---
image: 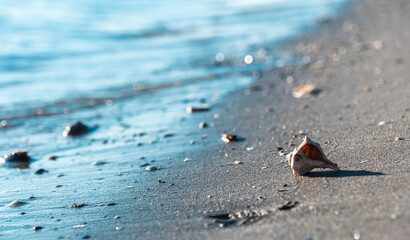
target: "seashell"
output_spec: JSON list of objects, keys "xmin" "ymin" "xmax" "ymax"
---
[
  {"xmin": 292, "ymin": 84, "xmax": 321, "ymax": 98},
  {"xmin": 286, "ymin": 136, "xmax": 339, "ymax": 175}
]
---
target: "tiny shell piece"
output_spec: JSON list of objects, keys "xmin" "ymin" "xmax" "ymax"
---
[
  {"xmin": 292, "ymin": 84, "xmax": 318, "ymax": 98},
  {"xmin": 286, "ymin": 136, "xmax": 340, "ymax": 175},
  {"xmin": 221, "ymin": 134, "xmax": 238, "ymax": 143}
]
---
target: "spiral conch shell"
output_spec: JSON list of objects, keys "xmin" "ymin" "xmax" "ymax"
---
[{"xmin": 286, "ymin": 136, "xmax": 340, "ymax": 175}]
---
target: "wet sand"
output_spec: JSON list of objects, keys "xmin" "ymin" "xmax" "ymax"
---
[
  {"xmin": 2, "ymin": 0, "xmax": 409, "ymax": 239},
  {"xmin": 98, "ymin": 0, "xmax": 409, "ymax": 239}
]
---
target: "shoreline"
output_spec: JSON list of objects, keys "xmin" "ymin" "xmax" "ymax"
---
[{"xmin": 2, "ymin": 0, "xmax": 409, "ymax": 239}]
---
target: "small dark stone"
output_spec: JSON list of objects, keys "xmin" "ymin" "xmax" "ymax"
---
[
  {"xmin": 63, "ymin": 121, "xmax": 91, "ymax": 137},
  {"xmin": 276, "ymin": 147, "xmax": 283, "ymax": 151},
  {"xmin": 83, "ymin": 236, "xmax": 91, "ymax": 239},
  {"xmin": 278, "ymin": 201, "xmax": 298, "ymax": 210},
  {"xmin": 199, "ymin": 121, "xmax": 208, "ymax": 128},
  {"xmin": 163, "ymin": 133, "xmax": 174, "ymax": 138},
  {"xmin": 0, "ymin": 150, "xmax": 31, "ymax": 168},
  {"xmin": 49, "ymin": 155, "xmax": 57, "ymax": 160},
  {"xmin": 107, "ymin": 203, "xmax": 117, "ymax": 206},
  {"xmin": 146, "ymin": 166, "xmax": 159, "ymax": 172},
  {"xmin": 35, "ymin": 169, "xmax": 47, "ymax": 175},
  {"xmin": 33, "ymin": 226, "xmax": 43, "ymax": 231}
]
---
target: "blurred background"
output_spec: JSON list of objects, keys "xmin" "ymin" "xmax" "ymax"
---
[{"xmin": 0, "ymin": 0, "xmax": 350, "ymax": 120}]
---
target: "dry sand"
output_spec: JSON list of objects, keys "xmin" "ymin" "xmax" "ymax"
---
[{"xmin": 102, "ymin": 0, "xmax": 410, "ymax": 239}]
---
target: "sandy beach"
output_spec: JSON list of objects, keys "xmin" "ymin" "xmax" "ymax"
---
[
  {"xmin": 99, "ymin": 0, "xmax": 410, "ymax": 239},
  {"xmin": 1, "ymin": 0, "xmax": 409, "ymax": 239}
]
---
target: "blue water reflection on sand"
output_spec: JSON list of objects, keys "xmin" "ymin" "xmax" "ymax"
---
[{"xmin": 0, "ymin": 0, "xmax": 352, "ymax": 237}]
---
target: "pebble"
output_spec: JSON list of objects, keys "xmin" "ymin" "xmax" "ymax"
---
[
  {"xmin": 146, "ymin": 166, "xmax": 159, "ymax": 172},
  {"xmin": 72, "ymin": 225, "xmax": 87, "ymax": 228},
  {"xmin": 277, "ymin": 201, "xmax": 298, "ymax": 210},
  {"xmin": 63, "ymin": 121, "xmax": 91, "ymax": 137},
  {"xmin": 186, "ymin": 106, "xmax": 210, "ymax": 113},
  {"xmin": 184, "ymin": 158, "xmax": 190, "ymax": 162},
  {"xmin": 70, "ymin": 203, "xmax": 86, "ymax": 208},
  {"xmin": 107, "ymin": 203, "xmax": 117, "ymax": 206},
  {"xmin": 190, "ymin": 140, "xmax": 195, "ymax": 144},
  {"xmin": 246, "ymin": 147, "xmax": 254, "ymax": 151},
  {"xmin": 395, "ymin": 137, "xmax": 404, "ymax": 141},
  {"xmin": 279, "ymin": 151, "xmax": 289, "ymax": 156},
  {"xmin": 7, "ymin": 200, "xmax": 26, "ymax": 207},
  {"xmin": 55, "ymin": 185, "xmax": 62, "ymax": 188},
  {"xmin": 200, "ymin": 134, "xmax": 208, "ymax": 139},
  {"xmin": 378, "ymin": 121, "xmax": 386, "ymax": 126},
  {"xmin": 353, "ymin": 230, "xmax": 361, "ymax": 240},
  {"xmin": 115, "ymin": 226, "xmax": 123, "ymax": 231},
  {"xmin": 114, "ymin": 216, "xmax": 120, "ymax": 219},
  {"xmin": 33, "ymin": 226, "xmax": 43, "ymax": 231},
  {"xmin": 93, "ymin": 161, "xmax": 106, "ymax": 165},
  {"xmin": 139, "ymin": 163, "xmax": 149, "ymax": 167},
  {"xmin": 1, "ymin": 150, "xmax": 31, "ymax": 168},
  {"xmin": 199, "ymin": 121, "xmax": 208, "ymax": 128},
  {"xmin": 49, "ymin": 156, "xmax": 57, "ymax": 160},
  {"xmin": 234, "ymin": 161, "xmax": 242, "ymax": 165},
  {"xmin": 35, "ymin": 169, "xmax": 47, "ymax": 175},
  {"xmin": 126, "ymin": 186, "xmax": 134, "ymax": 189}
]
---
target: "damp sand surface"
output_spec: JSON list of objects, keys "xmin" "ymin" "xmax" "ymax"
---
[{"xmin": 1, "ymin": 0, "xmax": 410, "ymax": 239}]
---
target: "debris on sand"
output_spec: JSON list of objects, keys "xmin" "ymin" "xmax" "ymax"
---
[
  {"xmin": 221, "ymin": 134, "xmax": 238, "ymax": 143},
  {"xmin": 63, "ymin": 121, "xmax": 94, "ymax": 137},
  {"xmin": 35, "ymin": 169, "xmax": 48, "ymax": 175},
  {"xmin": 233, "ymin": 161, "xmax": 242, "ymax": 165},
  {"xmin": 7, "ymin": 200, "xmax": 27, "ymax": 207},
  {"xmin": 92, "ymin": 161, "xmax": 107, "ymax": 166},
  {"xmin": 48, "ymin": 156, "xmax": 57, "ymax": 160},
  {"xmin": 286, "ymin": 136, "xmax": 340, "ymax": 176},
  {"xmin": 70, "ymin": 203, "xmax": 87, "ymax": 208},
  {"xmin": 292, "ymin": 84, "xmax": 321, "ymax": 98},
  {"xmin": 277, "ymin": 201, "xmax": 298, "ymax": 210},
  {"xmin": 33, "ymin": 226, "xmax": 43, "ymax": 231},
  {"xmin": 0, "ymin": 150, "xmax": 31, "ymax": 168},
  {"xmin": 72, "ymin": 225, "xmax": 87, "ymax": 228},
  {"xmin": 207, "ymin": 209, "xmax": 268, "ymax": 227},
  {"xmin": 186, "ymin": 105, "xmax": 210, "ymax": 113},
  {"xmin": 146, "ymin": 166, "xmax": 159, "ymax": 172},
  {"xmin": 199, "ymin": 121, "xmax": 208, "ymax": 128}
]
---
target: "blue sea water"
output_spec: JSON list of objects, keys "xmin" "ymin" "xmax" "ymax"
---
[
  {"xmin": 0, "ymin": 0, "xmax": 351, "ymax": 115},
  {"xmin": 0, "ymin": 0, "xmax": 352, "ymax": 237}
]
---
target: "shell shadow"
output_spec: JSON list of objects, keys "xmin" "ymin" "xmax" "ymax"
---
[{"xmin": 305, "ymin": 170, "xmax": 385, "ymax": 178}]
